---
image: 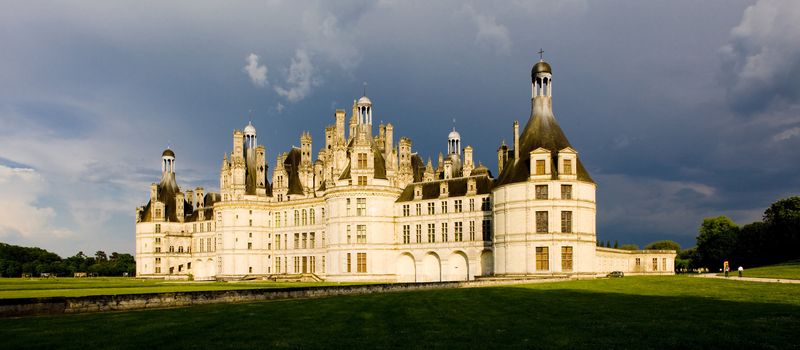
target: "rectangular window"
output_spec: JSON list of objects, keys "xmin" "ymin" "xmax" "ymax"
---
[
  {"xmin": 346, "ymin": 198, "xmax": 351, "ymax": 216},
  {"xmin": 536, "ymin": 211, "xmax": 549, "ymax": 233},
  {"xmin": 403, "ymin": 225, "xmax": 411, "ymax": 244},
  {"xmin": 427, "ymin": 223, "xmax": 436, "ymax": 243},
  {"xmin": 441, "ymin": 223, "xmax": 448, "ymax": 242},
  {"xmin": 454, "ymin": 200, "xmax": 462, "ymax": 213},
  {"xmin": 155, "ymin": 258, "xmax": 161, "ymax": 274},
  {"xmin": 358, "ymin": 176, "xmax": 367, "ymax": 186},
  {"xmin": 346, "ymin": 225, "xmax": 352, "ymax": 244},
  {"xmin": 155, "ymin": 247, "xmax": 161, "ymax": 253},
  {"xmin": 536, "ymin": 159, "xmax": 546, "ymax": 175},
  {"xmin": 302, "ymin": 233, "xmax": 307, "ymax": 249},
  {"xmin": 469, "ymin": 198, "xmax": 475, "ymax": 211},
  {"xmin": 535, "ymin": 185, "xmax": 548, "ymax": 200},
  {"xmin": 275, "ymin": 235, "xmax": 281, "ymax": 250},
  {"xmin": 276, "ymin": 213, "xmax": 281, "ymax": 227},
  {"xmin": 357, "ymin": 198, "xmax": 366, "ymax": 216},
  {"xmin": 469, "ymin": 221, "xmax": 475, "ymax": 241},
  {"xmin": 415, "ymin": 224, "xmax": 422, "ymax": 243},
  {"xmin": 357, "ymin": 153, "xmax": 368, "ymax": 168},
  {"xmin": 441, "ymin": 201, "xmax": 448, "ymax": 214},
  {"xmin": 561, "ymin": 211, "xmax": 572, "ymax": 233},
  {"xmin": 294, "ymin": 233, "xmax": 300, "ymax": 249},
  {"xmin": 356, "ymin": 224, "xmax": 367, "ymax": 243},
  {"xmin": 636, "ymin": 258, "xmax": 641, "ymax": 267},
  {"xmin": 536, "ymin": 247, "xmax": 549, "ymax": 271},
  {"xmin": 155, "ymin": 224, "xmax": 161, "ymax": 233},
  {"xmin": 454, "ymin": 222, "xmax": 463, "ymax": 242},
  {"xmin": 415, "ymin": 203, "xmax": 421, "ymax": 216},
  {"xmin": 482, "ymin": 219, "xmax": 492, "ymax": 241},
  {"xmin": 403, "ymin": 205, "xmax": 410, "ymax": 217},
  {"xmin": 357, "ymin": 253, "xmax": 367, "ymax": 273},
  {"xmin": 310, "ymin": 232, "xmax": 315, "ymax": 249},
  {"xmin": 482, "ymin": 197, "xmax": 491, "ymax": 211},
  {"xmin": 561, "ymin": 185, "xmax": 573, "ymax": 200},
  {"xmin": 561, "ymin": 246, "xmax": 573, "ymax": 272},
  {"xmin": 275, "ymin": 257, "xmax": 281, "ymax": 274},
  {"xmin": 653, "ymin": 258, "xmax": 659, "ymax": 271},
  {"xmin": 347, "ymin": 253, "xmax": 352, "ymax": 273},
  {"xmin": 428, "ymin": 202, "xmax": 435, "ymax": 215},
  {"xmin": 247, "ymin": 242, "xmax": 252, "ymax": 250},
  {"xmin": 294, "ymin": 211, "xmax": 300, "ymax": 226},
  {"xmin": 563, "ymin": 159, "xmax": 573, "ymax": 175},
  {"xmin": 207, "ymin": 239, "xmax": 211, "ymax": 252},
  {"xmin": 207, "ymin": 222, "xmax": 212, "ymax": 231}
]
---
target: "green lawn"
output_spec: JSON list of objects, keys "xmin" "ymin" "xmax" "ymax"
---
[
  {"xmin": 1, "ymin": 276, "xmax": 798, "ymax": 349},
  {"xmin": 0, "ymin": 277, "xmax": 363, "ymax": 299},
  {"xmin": 739, "ymin": 261, "xmax": 800, "ymax": 280}
]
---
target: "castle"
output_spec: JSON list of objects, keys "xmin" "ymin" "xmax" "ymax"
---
[{"xmin": 135, "ymin": 58, "xmax": 675, "ymax": 281}]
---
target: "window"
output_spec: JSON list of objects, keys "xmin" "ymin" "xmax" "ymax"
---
[
  {"xmin": 358, "ymin": 176, "xmax": 367, "ymax": 186},
  {"xmin": 427, "ymin": 223, "xmax": 436, "ymax": 243},
  {"xmin": 482, "ymin": 219, "xmax": 492, "ymax": 241},
  {"xmin": 357, "ymin": 198, "xmax": 366, "ymax": 216},
  {"xmin": 347, "ymin": 253, "xmax": 352, "ymax": 273},
  {"xmin": 276, "ymin": 213, "xmax": 281, "ymax": 228},
  {"xmin": 402, "ymin": 205, "xmax": 410, "ymax": 217},
  {"xmin": 248, "ymin": 242, "xmax": 252, "ymax": 250},
  {"xmin": 347, "ymin": 225, "xmax": 352, "ymax": 244},
  {"xmin": 535, "ymin": 185, "xmax": 548, "ymax": 200},
  {"xmin": 321, "ymin": 208, "xmax": 325, "ymax": 219},
  {"xmin": 635, "ymin": 258, "xmax": 641, "ymax": 268},
  {"xmin": 653, "ymin": 258, "xmax": 658, "ymax": 271},
  {"xmin": 561, "ymin": 211, "xmax": 572, "ymax": 233},
  {"xmin": 207, "ymin": 239, "xmax": 212, "ymax": 252},
  {"xmin": 454, "ymin": 222, "xmax": 463, "ymax": 242},
  {"xmin": 441, "ymin": 223, "xmax": 448, "ymax": 242},
  {"xmin": 310, "ymin": 209, "xmax": 315, "ymax": 225},
  {"xmin": 415, "ymin": 203, "xmax": 422, "ymax": 216},
  {"xmin": 561, "ymin": 185, "xmax": 573, "ymax": 200},
  {"xmin": 469, "ymin": 221, "xmax": 475, "ymax": 241},
  {"xmin": 455, "ymin": 200, "xmax": 462, "ymax": 213},
  {"xmin": 536, "ymin": 247, "xmax": 549, "ymax": 271},
  {"xmin": 169, "ymin": 246, "xmax": 174, "ymax": 253},
  {"xmin": 155, "ymin": 208, "xmax": 162, "ymax": 218},
  {"xmin": 193, "ymin": 224, "xmax": 197, "ymax": 233},
  {"xmin": 357, "ymin": 153, "xmax": 368, "ymax": 168},
  {"xmin": 663, "ymin": 258, "xmax": 667, "ymax": 271},
  {"xmin": 428, "ymin": 202, "xmax": 435, "ymax": 215},
  {"xmin": 249, "ymin": 232, "xmax": 252, "ymax": 238},
  {"xmin": 563, "ymin": 159, "xmax": 573, "ymax": 175},
  {"xmin": 310, "ymin": 232, "xmax": 315, "ymax": 248},
  {"xmin": 536, "ymin": 211, "xmax": 549, "ymax": 233},
  {"xmin": 356, "ymin": 225, "xmax": 367, "ymax": 243},
  {"xmin": 155, "ymin": 247, "xmax": 161, "ymax": 253},
  {"xmin": 178, "ymin": 246, "xmax": 184, "ymax": 253},
  {"xmin": 469, "ymin": 199, "xmax": 475, "ymax": 211},
  {"xmin": 302, "ymin": 210, "xmax": 307, "ymax": 225},
  {"xmin": 482, "ymin": 197, "xmax": 491, "ymax": 211},
  {"xmin": 302, "ymin": 233, "xmax": 307, "ymax": 249},
  {"xmin": 275, "ymin": 257, "xmax": 281, "ymax": 273},
  {"xmin": 294, "ymin": 210, "xmax": 300, "ymax": 226},
  {"xmin": 441, "ymin": 201, "xmax": 448, "ymax": 214},
  {"xmin": 207, "ymin": 222, "xmax": 211, "ymax": 231},
  {"xmin": 275, "ymin": 235, "xmax": 281, "ymax": 250},
  {"xmin": 357, "ymin": 253, "xmax": 367, "ymax": 273},
  {"xmin": 536, "ymin": 159, "xmax": 546, "ymax": 175},
  {"xmin": 249, "ymin": 219, "xmax": 252, "ymax": 227},
  {"xmin": 155, "ymin": 258, "xmax": 161, "ymax": 274},
  {"xmin": 403, "ymin": 225, "xmax": 411, "ymax": 244},
  {"xmin": 347, "ymin": 198, "xmax": 351, "ymax": 216},
  {"xmin": 294, "ymin": 233, "xmax": 300, "ymax": 249},
  {"xmin": 322, "ymin": 256, "xmax": 326, "ymax": 273},
  {"xmin": 561, "ymin": 246, "xmax": 573, "ymax": 271},
  {"xmin": 415, "ymin": 224, "xmax": 422, "ymax": 243},
  {"xmin": 155, "ymin": 224, "xmax": 161, "ymax": 233},
  {"xmin": 155, "ymin": 237, "xmax": 161, "ymax": 244}
]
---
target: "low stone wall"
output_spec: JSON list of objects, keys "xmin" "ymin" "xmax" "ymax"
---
[{"xmin": 0, "ymin": 277, "xmax": 567, "ymax": 317}]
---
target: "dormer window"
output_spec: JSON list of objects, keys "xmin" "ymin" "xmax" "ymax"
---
[
  {"xmin": 563, "ymin": 159, "xmax": 573, "ymax": 175},
  {"xmin": 357, "ymin": 153, "xmax": 368, "ymax": 168}
]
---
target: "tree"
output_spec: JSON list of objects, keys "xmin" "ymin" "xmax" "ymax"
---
[
  {"xmin": 619, "ymin": 244, "xmax": 639, "ymax": 250},
  {"xmin": 613, "ymin": 240, "xmax": 619, "ymax": 249},
  {"xmin": 734, "ymin": 221, "xmax": 768, "ymax": 267},
  {"xmin": 95, "ymin": 251, "xmax": 108, "ymax": 262},
  {"xmin": 696, "ymin": 216, "xmax": 739, "ymax": 269},
  {"xmin": 762, "ymin": 196, "xmax": 800, "ymax": 264},
  {"xmin": 645, "ymin": 240, "xmax": 681, "ymax": 251}
]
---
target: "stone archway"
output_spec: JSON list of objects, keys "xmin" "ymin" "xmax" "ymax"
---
[
  {"xmin": 421, "ymin": 252, "xmax": 441, "ymax": 282},
  {"xmin": 396, "ymin": 253, "xmax": 416, "ymax": 283},
  {"xmin": 194, "ymin": 259, "xmax": 204, "ymax": 279},
  {"xmin": 446, "ymin": 251, "xmax": 469, "ymax": 281},
  {"xmin": 206, "ymin": 258, "xmax": 216, "ymax": 278},
  {"xmin": 480, "ymin": 250, "xmax": 494, "ymax": 276}
]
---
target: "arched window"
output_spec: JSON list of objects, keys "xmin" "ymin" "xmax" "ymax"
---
[
  {"xmin": 302, "ymin": 209, "xmax": 308, "ymax": 225},
  {"xmin": 310, "ymin": 209, "xmax": 315, "ymax": 225},
  {"xmin": 294, "ymin": 210, "xmax": 300, "ymax": 226}
]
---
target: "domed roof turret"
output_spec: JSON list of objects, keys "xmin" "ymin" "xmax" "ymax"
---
[
  {"xmin": 244, "ymin": 121, "xmax": 256, "ymax": 136},
  {"xmin": 531, "ymin": 60, "xmax": 552, "ymax": 78},
  {"xmin": 357, "ymin": 95, "xmax": 372, "ymax": 106},
  {"xmin": 448, "ymin": 128, "xmax": 461, "ymax": 140},
  {"xmin": 162, "ymin": 148, "xmax": 175, "ymax": 157}
]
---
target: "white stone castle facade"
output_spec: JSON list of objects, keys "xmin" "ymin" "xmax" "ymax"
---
[{"xmin": 135, "ymin": 59, "xmax": 675, "ymax": 281}]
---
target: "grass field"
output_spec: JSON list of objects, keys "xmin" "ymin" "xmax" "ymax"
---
[
  {"xmin": 0, "ymin": 277, "xmax": 363, "ymax": 299},
  {"xmin": 738, "ymin": 261, "xmax": 800, "ymax": 280},
  {"xmin": 1, "ymin": 276, "xmax": 798, "ymax": 349}
]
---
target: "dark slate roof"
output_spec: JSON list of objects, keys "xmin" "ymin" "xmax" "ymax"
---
[
  {"xmin": 283, "ymin": 148, "xmax": 305, "ymax": 195},
  {"xmin": 494, "ymin": 98, "xmax": 594, "ymax": 187},
  {"xmin": 396, "ymin": 175, "xmax": 493, "ymax": 202},
  {"xmin": 338, "ymin": 140, "xmax": 388, "ymax": 180},
  {"xmin": 244, "ymin": 148, "xmax": 271, "ymax": 196},
  {"xmin": 411, "ymin": 154, "xmax": 425, "ymax": 182},
  {"xmin": 139, "ymin": 173, "xmax": 183, "ymax": 222}
]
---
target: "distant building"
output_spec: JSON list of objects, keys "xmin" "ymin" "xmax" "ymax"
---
[{"xmin": 135, "ymin": 58, "xmax": 675, "ymax": 281}]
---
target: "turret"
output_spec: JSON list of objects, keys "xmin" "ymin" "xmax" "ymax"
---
[{"xmin": 463, "ymin": 145, "xmax": 474, "ymax": 177}]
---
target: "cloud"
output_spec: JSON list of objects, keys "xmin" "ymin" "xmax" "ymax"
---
[
  {"xmin": 243, "ymin": 53, "xmax": 268, "ymax": 87},
  {"xmin": 720, "ymin": 0, "xmax": 800, "ymax": 114},
  {"xmin": 274, "ymin": 49, "xmax": 319, "ymax": 103},
  {"xmin": 462, "ymin": 5, "xmax": 512, "ymax": 55},
  {"xmin": 300, "ymin": 7, "xmax": 363, "ymax": 71},
  {"xmin": 773, "ymin": 126, "xmax": 800, "ymax": 142},
  {"xmin": 0, "ymin": 165, "xmax": 71, "ymax": 239}
]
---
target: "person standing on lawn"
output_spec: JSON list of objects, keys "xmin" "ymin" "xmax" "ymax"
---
[{"xmin": 738, "ymin": 266, "xmax": 743, "ymax": 278}]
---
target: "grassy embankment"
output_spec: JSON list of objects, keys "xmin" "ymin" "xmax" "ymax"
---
[
  {"xmin": 716, "ymin": 260, "xmax": 800, "ymax": 280},
  {"xmin": 1, "ymin": 276, "xmax": 798, "ymax": 349}
]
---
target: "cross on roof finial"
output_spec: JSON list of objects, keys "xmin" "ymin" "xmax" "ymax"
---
[
  {"xmin": 363, "ymin": 81, "xmax": 367, "ymax": 96},
  {"xmin": 452, "ymin": 118, "xmax": 456, "ymax": 131},
  {"xmin": 538, "ymin": 48, "xmax": 544, "ymax": 60}
]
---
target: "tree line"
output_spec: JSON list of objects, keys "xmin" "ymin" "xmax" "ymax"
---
[
  {"xmin": 679, "ymin": 196, "xmax": 800, "ymax": 271},
  {"xmin": 0, "ymin": 243, "xmax": 135, "ymax": 277}
]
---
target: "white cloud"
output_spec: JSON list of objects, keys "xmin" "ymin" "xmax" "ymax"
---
[
  {"xmin": 300, "ymin": 8, "xmax": 362, "ymax": 72},
  {"xmin": 773, "ymin": 126, "xmax": 800, "ymax": 142},
  {"xmin": 243, "ymin": 53, "xmax": 268, "ymax": 87},
  {"xmin": 274, "ymin": 49, "xmax": 319, "ymax": 103},
  {"xmin": 0, "ymin": 165, "xmax": 71, "ymax": 239},
  {"xmin": 462, "ymin": 5, "xmax": 512, "ymax": 55}
]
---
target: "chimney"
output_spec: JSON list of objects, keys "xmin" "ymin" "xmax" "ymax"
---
[{"xmin": 513, "ymin": 120, "xmax": 519, "ymax": 161}]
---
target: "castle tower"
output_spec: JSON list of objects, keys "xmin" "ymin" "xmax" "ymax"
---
[{"xmin": 161, "ymin": 149, "xmax": 175, "ymax": 175}]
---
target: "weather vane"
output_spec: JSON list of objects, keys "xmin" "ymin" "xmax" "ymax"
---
[{"xmin": 538, "ymin": 48, "xmax": 544, "ymax": 60}]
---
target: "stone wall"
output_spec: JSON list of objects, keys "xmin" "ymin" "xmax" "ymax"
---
[{"xmin": 0, "ymin": 277, "xmax": 566, "ymax": 317}]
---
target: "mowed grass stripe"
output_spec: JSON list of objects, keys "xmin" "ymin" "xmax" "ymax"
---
[{"xmin": 0, "ymin": 276, "xmax": 798, "ymax": 349}]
